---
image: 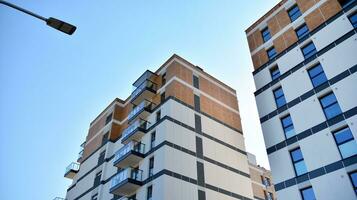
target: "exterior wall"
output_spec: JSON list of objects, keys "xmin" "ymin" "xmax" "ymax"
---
[
  {"xmin": 64, "ymin": 55, "xmax": 253, "ymax": 200},
  {"xmin": 247, "ymin": 0, "xmax": 357, "ymax": 199}
]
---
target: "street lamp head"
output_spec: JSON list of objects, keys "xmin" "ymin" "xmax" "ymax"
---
[{"xmin": 46, "ymin": 17, "xmax": 76, "ymax": 35}]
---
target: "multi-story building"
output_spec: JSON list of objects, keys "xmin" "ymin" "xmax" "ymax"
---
[
  {"xmin": 247, "ymin": 153, "xmax": 276, "ymax": 200},
  {"xmin": 63, "ymin": 54, "xmax": 254, "ymax": 200},
  {"xmin": 245, "ymin": 0, "xmax": 357, "ymax": 199}
]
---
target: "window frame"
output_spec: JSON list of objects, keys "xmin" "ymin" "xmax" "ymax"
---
[
  {"xmin": 273, "ymin": 86, "xmax": 286, "ymax": 108},
  {"xmin": 332, "ymin": 126, "xmax": 357, "ymax": 159},
  {"xmin": 318, "ymin": 92, "xmax": 342, "ymax": 120},
  {"xmin": 295, "ymin": 23, "xmax": 309, "ymax": 40},
  {"xmin": 150, "ymin": 131, "xmax": 156, "ymax": 149},
  {"xmin": 301, "ymin": 41, "xmax": 317, "ymax": 59},
  {"xmin": 300, "ymin": 186, "xmax": 316, "ymax": 200},
  {"xmin": 267, "ymin": 47, "xmax": 277, "ymax": 60},
  {"xmin": 147, "ymin": 185, "xmax": 153, "ymax": 200},
  {"xmin": 261, "ymin": 27, "xmax": 272, "ymax": 42},
  {"xmin": 288, "ymin": 4, "xmax": 302, "ymax": 22},
  {"xmin": 290, "ymin": 148, "xmax": 308, "ymax": 176},
  {"xmin": 348, "ymin": 12, "xmax": 357, "ymax": 28},
  {"xmin": 105, "ymin": 113, "xmax": 113, "ymax": 125},
  {"xmin": 193, "ymin": 75, "xmax": 200, "ymax": 89},
  {"xmin": 339, "ymin": 0, "xmax": 357, "ymax": 8},
  {"xmin": 281, "ymin": 114, "xmax": 295, "ymax": 139},
  {"xmin": 307, "ymin": 63, "xmax": 328, "ymax": 88},
  {"xmin": 148, "ymin": 157, "xmax": 154, "ymax": 177},
  {"xmin": 348, "ymin": 171, "xmax": 357, "ymax": 195},
  {"xmin": 270, "ymin": 65, "xmax": 280, "ymax": 81}
]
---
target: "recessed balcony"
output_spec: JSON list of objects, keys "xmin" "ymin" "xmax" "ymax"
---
[
  {"xmin": 131, "ymin": 79, "xmax": 157, "ymax": 105},
  {"xmin": 64, "ymin": 162, "xmax": 80, "ymax": 179},
  {"xmin": 127, "ymin": 100, "xmax": 155, "ymax": 123},
  {"xmin": 114, "ymin": 142, "xmax": 145, "ymax": 168},
  {"xmin": 121, "ymin": 119, "xmax": 148, "ymax": 144},
  {"xmin": 110, "ymin": 168, "xmax": 143, "ymax": 196}
]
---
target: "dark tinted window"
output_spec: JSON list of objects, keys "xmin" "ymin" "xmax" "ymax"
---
[
  {"xmin": 333, "ymin": 127, "xmax": 357, "ymax": 158},
  {"xmin": 300, "ymin": 187, "xmax": 316, "ymax": 200},
  {"xmin": 147, "ymin": 185, "xmax": 153, "ymax": 200},
  {"xmin": 339, "ymin": 0, "xmax": 356, "ymax": 8},
  {"xmin": 296, "ymin": 24, "xmax": 309, "ymax": 39},
  {"xmin": 94, "ymin": 171, "xmax": 102, "ymax": 187},
  {"xmin": 98, "ymin": 151, "xmax": 105, "ymax": 165},
  {"xmin": 267, "ymin": 47, "xmax": 277, "ymax": 60},
  {"xmin": 102, "ymin": 131, "xmax": 109, "ymax": 145},
  {"xmin": 302, "ymin": 42, "xmax": 317, "ymax": 59},
  {"xmin": 194, "ymin": 95, "xmax": 201, "ymax": 111},
  {"xmin": 149, "ymin": 157, "xmax": 154, "ymax": 177},
  {"xmin": 262, "ymin": 27, "xmax": 271, "ymax": 42},
  {"xmin": 105, "ymin": 113, "xmax": 112, "ymax": 125},
  {"xmin": 319, "ymin": 92, "xmax": 342, "ymax": 119},
  {"xmin": 193, "ymin": 75, "xmax": 200, "ymax": 89},
  {"xmin": 270, "ymin": 66, "xmax": 280, "ymax": 80},
  {"xmin": 307, "ymin": 64, "xmax": 328, "ymax": 87},
  {"xmin": 273, "ymin": 87, "xmax": 286, "ymax": 108}
]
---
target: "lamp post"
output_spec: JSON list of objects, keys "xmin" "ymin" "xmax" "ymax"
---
[{"xmin": 0, "ymin": 1, "xmax": 76, "ymax": 35}]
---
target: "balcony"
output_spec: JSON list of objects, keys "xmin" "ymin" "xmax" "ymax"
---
[
  {"xmin": 121, "ymin": 119, "xmax": 148, "ymax": 144},
  {"xmin": 127, "ymin": 100, "xmax": 155, "ymax": 122},
  {"xmin": 77, "ymin": 141, "xmax": 86, "ymax": 162},
  {"xmin": 64, "ymin": 162, "xmax": 80, "ymax": 179},
  {"xmin": 114, "ymin": 142, "xmax": 145, "ymax": 168},
  {"xmin": 110, "ymin": 168, "xmax": 143, "ymax": 196},
  {"xmin": 131, "ymin": 79, "xmax": 157, "ymax": 105}
]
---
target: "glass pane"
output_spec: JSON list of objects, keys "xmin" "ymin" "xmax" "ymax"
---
[
  {"xmin": 320, "ymin": 93, "xmax": 337, "ymax": 108},
  {"xmin": 282, "ymin": 115, "xmax": 293, "ymax": 127},
  {"xmin": 295, "ymin": 160, "xmax": 308, "ymax": 176},
  {"xmin": 350, "ymin": 172, "xmax": 357, "ymax": 187},
  {"xmin": 350, "ymin": 13, "xmax": 357, "ymax": 28},
  {"xmin": 284, "ymin": 125, "xmax": 295, "ymax": 138},
  {"xmin": 268, "ymin": 48, "xmax": 277, "ymax": 59},
  {"xmin": 291, "ymin": 149, "xmax": 303, "ymax": 161},
  {"xmin": 324, "ymin": 103, "xmax": 342, "ymax": 119},
  {"xmin": 301, "ymin": 187, "xmax": 316, "ymax": 200},
  {"xmin": 311, "ymin": 73, "xmax": 328, "ymax": 87},
  {"xmin": 339, "ymin": 140, "xmax": 357, "ymax": 158},
  {"xmin": 308, "ymin": 64, "xmax": 323, "ymax": 78},
  {"xmin": 274, "ymin": 87, "xmax": 284, "ymax": 98},
  {"xmin": 297, "ymin": 25, "xmax": 309, "ymax": 39},
  {"xmin": 302, "ymin": 43, "xmax": 316, "ymax": 58},
  {"xmin": 276, "ymin": 96, "xmax": 286, "ymax": 107},
  {"xmin": 334, "ymin": 128, "xmax": 354, "ymax": 144}
]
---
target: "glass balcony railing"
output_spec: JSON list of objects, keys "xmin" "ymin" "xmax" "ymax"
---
[
  {"xmin": 77, "ymin": 141, "xmax": 86, "ymax": 160},
  {"xmin": 122, "ymin": 119, "xmax": 147, "ymax": 140},
  {"xmin": 131, "ymin": 79, "xmax": 157, "ymax": 103},
  {"xmin": 64, "ymin": 162, "xmax": 80, "ymax": 179},
  {"xmin": 127, "ymin": 100, "xmax": 155, "ymax": 122},
  {"xmin": 113, "ymin": 142, "xmax": 145, "ymax": 168},
  {"xmin": 110, "ymin": 168, "xmax": 143, "ymax": 195}
]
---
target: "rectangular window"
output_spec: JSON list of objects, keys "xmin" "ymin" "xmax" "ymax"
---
[
  {"xmin": 193, "ymin": 75, "xmax": 200, "ymax": 89},
  {"xmin": 261, "ymin": 176, "xmax": 271, "ymax": 187},
  {"xmin": 270, "ymin": 66, "xmax": 280, "ymax": 80},
  {"xmin": 149, "ymin": 157, "xmax": 154, "ymax": 177},
  {"xmin": 162, "ymin": 73, "xmax": 166, "ymax": 85},
  {"xmin": 302, "ymin": 42, "xmax": 317, "ymax": 59},
  {"xmin": 147, "ymin": 185, "xmax": 153, "ymax": 200},
  {"xmin": 288, "ymin": 4, "xmax": 302, "ymax": 22},
  {"xmin": 300, "ymin": 187, "xmax": 316, "ymax": 200},
  {"xmin": 156, "ymin": 110, "xmax": 161, "ymax": 122},
  {"xmin": 295, "ymin": 23, "xmax": 309, "ymax": 39},
  {"xmin": 281, "ymin": 115, "xmax": 295, "ymax": 139},
  {"xmin": 94, "ymin": 171, "xmax": 102, "ymax": 187},
  {"xmin": 98, "ymin": 150, "xmax": 106, "ymax": 165},
  {"xmin": 261, "ymin": 27, "xmax": 271, "ymax": 42},
  {"xmin": 105, "ymin": 113, "xmax": 112, "ymax": 125},
  {"xmin": 265, "ymin": 191, "xmax": 273, "ymax": 200},
  {"xmin": 267, "ymin": 47, "xmax": 277, "ymax": 60},
  {"xmin": 160, "ymin": 92, "xmax": 165, "ymax": 103},
  {"xmin": 150, "ymin": 131, "xmax": 156, "ymax": 149},
  {"xmin": 349, "ymin": 171, "xmax": 357, "ymax": 195},
  {"xmin": 333, "ymin": 127, "xmax": 357, "ymax": 159},
  {"xmin": 308, "ymin": 63, "xmax": 328, "ymax": 88},
  {"xmin": 339, "ymin": 0, "xmax": 357, "ymax": 8},
  {"xmin": 102, "ymin": 131, "xmax": 109, "ymax": 145},
  {"xmin": 273, "ymin": 87, "xmax": 286, "ymax": 108},
  {"xmin": 290, "ymin": 148, "xmax": 308, "ymax": 176},
  {"xmin": 349, "ymin": 12, "xmax": 357, "ymax": 28},
  {"xmin": 194, "ymin": 95, "xmax": 201, "ymax": 111},
  {"xmin": 319, "ymin": 92, "xmax": 342, "ymax": 120}
]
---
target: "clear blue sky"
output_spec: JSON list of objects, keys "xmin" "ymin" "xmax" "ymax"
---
[{"xmin": 0, "ymin": 1, "xmax": 279, "ymax": 199}]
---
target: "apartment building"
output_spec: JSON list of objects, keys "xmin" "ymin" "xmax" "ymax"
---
[
  {"xmin": 63, "ymin": 54, "xmax": 254, "ymax": 200},
  {"xmin": 247, "ymin": 153, "xmax": 276, "ymax": 200},
  {"xmin": 245, "ymin": 0, "xmax": 357, "ymax": 199}
]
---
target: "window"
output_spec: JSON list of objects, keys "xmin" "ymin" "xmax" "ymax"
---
[
  {"xmin": 288, "ymin": 4, "xmax": 302, "ymax": 22},
  {"xmin": 333, "ymin": 127, "xmax": 357, "ymax": 159},
  {"xmin": 261, "ymin": 176, "xmax": 271, "ymax": 187},
  {"xmin": 273, "ymin": 87, "xmax": 286, "ymax": 108},
  {"xmin": 349, "ymin": 171, "xmax": 357, "ymax": 195},
  {"xmin": 319, "ymin": 92, "xmax": 342, "ymax": 120},
  {"xmin": 162, "ymin": 73, "xmax": 166, "ymax": 85},
  {"xmin": 193, "ymin": 75, "xmax": 200, "ymax": 89},
  {"xmin": 265, "ymin": 191, "xmax": 273, "ymax": 200},
  {"xmin": 281, "ymin": 115, "xmax": 295, "ymax": 139},
  {"xmin": 308, "ymin": 64, "xmax": 328, "ymax": 88},
  {"xmin": 302, "ymin": 42, "xmax": 317, "ymax": 59},
  {"xmin": 98, "ymin": 150, "xmax": 106, "ymax": 165},
  {"xmin": 105, "ymin": 113, "xmax": 112, "ymax": 125},
  {"xmin": 94, "ymin": 171, "xmax": 102, "ymax": 187},
  {"xmin": 147, "ymin": 185, "xmax": 153, "ymax": 200},
  {"xmin": 194, "ymin": 95, "xmax": 200, "ymax": 111},
  {"xmin": 349, "ymin": 12, "xmax": 357, "ymax": 28},
  {"xmin": 267, "ymin": 47, "xmax": 277, "ymax": 60},
  {"xmin": 149, "ymin": 157, "xmax": 154, "ymax": 177},
  {"xmin": 300, "ymin": 187, "xmax": 316, "ymax": 200},
  {"xmin": 160, "ymin": 92, "xmax": 165, "ymax": 103},
  {"xmin": 156, "ymin": 110, "xmax": 161, "ymax": 122},
  {"xmin": 261, "ymin": 27, "xmax": 271, "ymax": 42},
  {"xmin": 339, "ymin": 0, "xmax": 357, "ymax": 8},
  {"xmin": 290, "ymin": 148, "xmax": 308, "ymax": 176},
  {"xmin": 295, "ymin": 23, "xmax": 309, "ymax": 39},
  {"xmin": 91, "ymin": 194, "xmax": 98, "ymax": 200},
  {"xmin": 102, "ymin": 131, "xmax": 109, "ymax": 145},
  {"xmin": 150, "ymin": 131, "xmax": 156, "ymax": 149},
  {"xmin": 270, "ymin": 66, "xmax": 280, "ymax": 80}
]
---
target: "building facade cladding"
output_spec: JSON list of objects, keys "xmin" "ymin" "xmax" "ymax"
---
[
  {"xmin": 246, "ymin": 0, "xmax": 357, "ymax": 200},
  {"xmin": 64, "ymin": 54, "xmax": 254, "ymax": 200}
]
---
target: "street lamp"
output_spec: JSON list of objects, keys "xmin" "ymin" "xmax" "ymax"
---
[{"xmin": 0, "ymin": 1, "xmax": 76, "ymax": 35}]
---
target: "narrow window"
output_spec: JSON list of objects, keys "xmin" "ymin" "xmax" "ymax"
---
[
  {"xmin": 295, "ymin": 23, "xmax": 309, "ymax": 39},
  {"xmin": 147, "ymin": 185, "xmax": 153, "ymax": 200},
  {"xmin": 319, "ymin": 92, "xmax": 342, "ymax": 120},
  {"xmin": 265, "ymin": 191, "xmax": 273, "ymax": 200},
  {"xmin": 338, "ymin": 0, "xmax": 356, "ymax": 8},
  {"xmin": 270, "ymin": 65, "xmax": 280, "ymax": 80},
  {"xmin": 149, "ymin": 157, "xmax": 154, "ymax": 177},
  {"xmin": 273, "ymin": 86, "xmax": 286, "ymax": 108},
  {"xmin": 156, "ymin": 110, "xmax": 161, "ymax": 122},
  {"xmin": 349, "ymin": 171, "xmax": 357, "ymax": 195},
  {"xmin": 194, "ymin": 95, "xmax": 201, "ymax": 111},
  {"xmin": 307, "ymin": 63, "xmax": 328, "ymax": 88},
  {"xmin": 160, "ymin": 92, "xmax": 165, "ymax": 103},
  {"xmin": 102, "ymin": 131, "xmax": 109, "ymax": 145},
  {"xmin": 150, "ymin": 131, "xmax": 156, "ymax": 149},
  {"xmin": 193, "ymin": 75, "xmax": 200, "ymax": 89},
  {"xmin": 333, "ymin": 127, "xmax": 357, "ymax": 159},
  {"xmin": 300, "ymin": 186, "xmax": 317, "ymax": 200},
  {"xmin": 98, "ymin": 150, "xmax": 106, "ymax": 165},
  {"xmin": 301, "ymin": 42, "xmax": 317, "ymax": 59},
  {"xmin": 261, "ymin": 27, "xmax": 271, "ymax": 42},
  {"xmin": 162, "ymin": 73, "xmax": 166, "ymax": 85},
  {"xmin": 281, "ymin": 115, "xmax": 295, "ymax": 139},
  {"xmin": 288, "ymin": 4, "xmax": 302, "ymax": 22},
  {"xmin": 105, "ymin": 113, "xmax": 112, "ymax": 125},
  {"xmin": 267, "ymin": 47, "xmax": 277, "ymax": 60},
  {"xmin": 349, "ymin": 12, "xmax": 357, "ymax": 28},
  {"xmin": 290, "ymin": 148, "xmax": 308, "ymax": 176},
  {"xmin": 93, "ymin": 171, "xmax": 102, "ymax": 187}
]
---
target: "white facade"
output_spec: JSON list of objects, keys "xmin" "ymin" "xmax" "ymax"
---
[{"xmin": 252, "ymin": 2, "xmax": 357, "ymax": 200}]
